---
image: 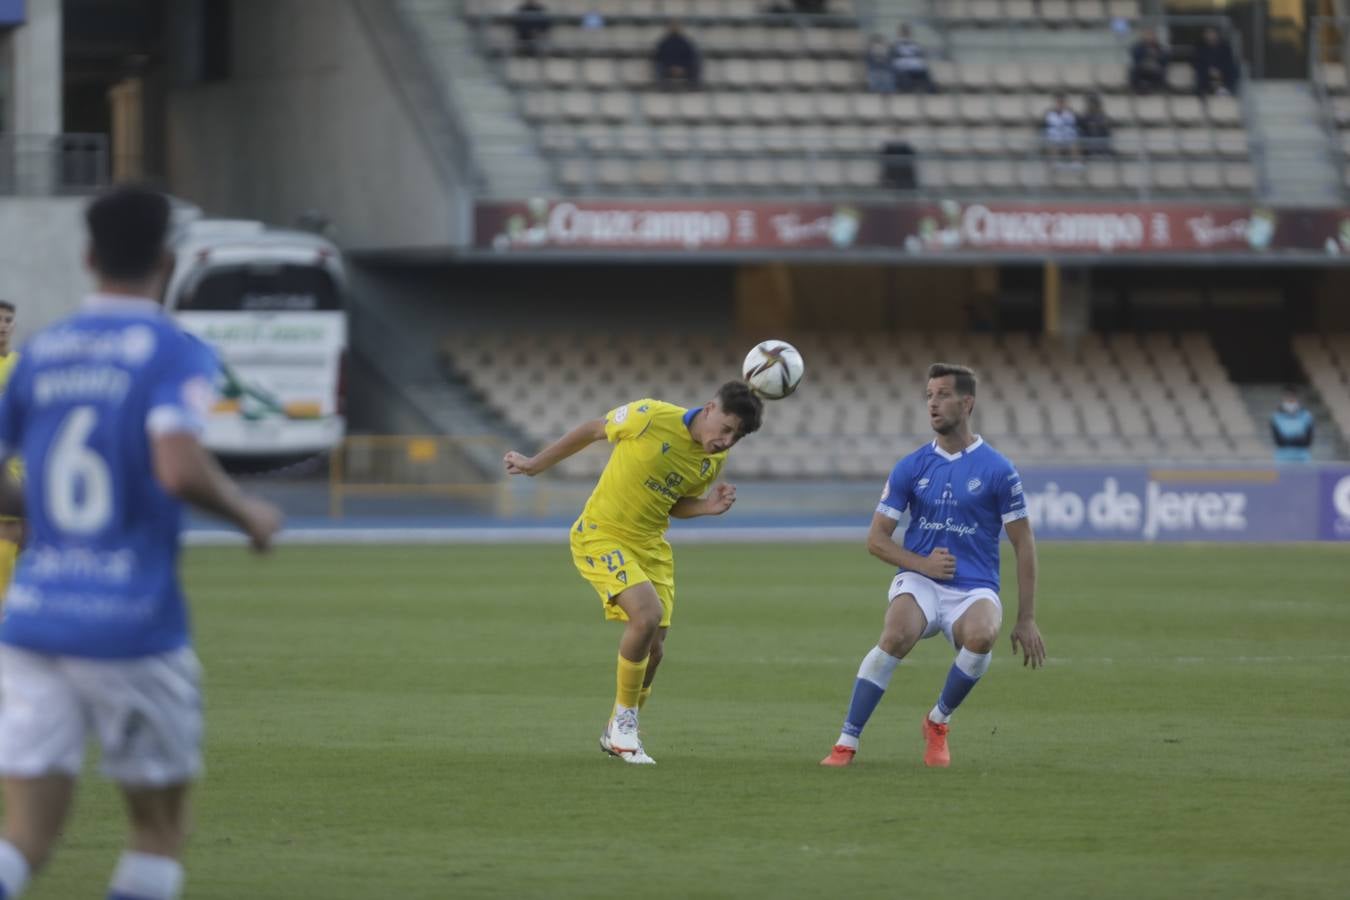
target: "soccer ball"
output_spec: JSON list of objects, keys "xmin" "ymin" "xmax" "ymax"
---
[{"xmin": 742, "ymin": 340, "xmax": 805, "ymax": 400}]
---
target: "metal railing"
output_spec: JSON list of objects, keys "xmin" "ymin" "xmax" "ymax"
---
[
  {"xmin": 473, "ymin": 138, "xmax": 1251, "ymax": 201},
  {"xmin": 1309, "ymin": 15, "xmax": 1349, "ymax": 204},
  {"xmin": 0, "ymin": 134, "xmax": 109, "ymax": 196}
]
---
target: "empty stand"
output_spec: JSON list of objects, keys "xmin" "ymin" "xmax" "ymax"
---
[{"xmin": 441, "ymin": 331, "xmax": 1268, "ymax": 479}]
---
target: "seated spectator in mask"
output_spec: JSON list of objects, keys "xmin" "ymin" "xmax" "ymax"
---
[
  {"xmin": 654, "ymin": 20, "xmax": 702, "ymax": 90},
  {"xmin": 1079, "ymin": 94, "xmax": 1113, "ymax": 155},
  {"xmin": 891, "ymin": 24, "xmax": 937, "ymax": 94},
  {"xmin": 865, "ymin": 35, "xmax": 896, "ymax": 93},
  {"xmin": 1129, "ymin": 27, "xmax": 1170, "ymax": 94},
  {"xmin": 1193, "ymin": 26, "xmax": 1239, "ymax": 96},
  {"xmin": 513, "ymin": 0, "xmax": 551, "ymax": 56}
]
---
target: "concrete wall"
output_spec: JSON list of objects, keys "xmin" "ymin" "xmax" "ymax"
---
[
  {"xmin": 0, "ymin": 198, "xmax": 94, "ymax": 339},
  {"xmin": 166, "ymin": 0, "xmax": 462, "ymax": 252}
]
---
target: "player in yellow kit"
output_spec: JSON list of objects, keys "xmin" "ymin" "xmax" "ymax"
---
[
  {"xmin": 0, "ymin": 301, "xmax": 19, "ymax": 592},
  {"xmin": 504, "ymin": 381, "xmax": 763, "ymax": 764}
]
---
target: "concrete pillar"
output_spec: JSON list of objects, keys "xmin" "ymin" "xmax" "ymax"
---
[{"xmin": 9, "ymin": 0, "xmax": 61, "ymax": 135}]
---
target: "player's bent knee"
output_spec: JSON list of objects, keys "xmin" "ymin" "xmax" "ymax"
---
[{"xmin": 961, "ymin": 631, "xmax": 997, "ymax": 654}]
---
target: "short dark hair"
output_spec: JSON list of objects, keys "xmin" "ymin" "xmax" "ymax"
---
[
  {"xmin": 85, "ymin": 184, "xmax": 171, "ymax": 281},
  {"xmin": 0, "ymin": 301, "xmax": 13, "ymax": 314},
  {"xmin": 927, "ymin": 362, "xmax": 977, "ymax": 396},
  {"xmin": 717, "ymin": 381, "xmax": 764, "ymax": 438}
]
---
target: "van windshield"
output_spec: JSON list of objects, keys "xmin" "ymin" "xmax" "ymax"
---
[{"xmin": 179, "ymin": 264, "xmax": 341, "ymax": 312}]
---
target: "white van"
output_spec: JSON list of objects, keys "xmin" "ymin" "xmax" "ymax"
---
[{"xmin": 163, "ymin": 218, "xmax": 348, "ymax": 457}]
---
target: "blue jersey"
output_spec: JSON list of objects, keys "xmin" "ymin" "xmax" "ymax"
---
[
  {"xmin": 0, "ymin": 295, "xmax": 219, "ymax": 659},
  {"xmin": 876, "ymin": 437, "xmax": 1027, "ymax": 592}
]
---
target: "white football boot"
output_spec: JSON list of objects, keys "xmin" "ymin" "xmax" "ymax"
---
[{"xmin": 600, "ymin": 708, "xmax": 655, "ymax": 765}]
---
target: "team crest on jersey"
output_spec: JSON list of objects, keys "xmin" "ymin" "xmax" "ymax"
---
[
  {"xmin": 665, "ymin": 472, "xmax": 684, "ymax": 489},
  {"xmin": 967, "ymin": 477, "xmax": 983, "ymax": 494},
  {"xmin": 616, "ymin": 571, "xmax": 628, "ymax": 584},
  {"xmin": 662, "ymin": 442, "xmax": 671, "ymax": 454},
  {"xmin": 700, "ymin": 459, "xmax": 711, "ymax": 477}
]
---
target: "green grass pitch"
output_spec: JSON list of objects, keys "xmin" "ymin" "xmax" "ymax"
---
[{"xmin": 15, "ymin": 542, "xmax": 1350, "ymax": 899}]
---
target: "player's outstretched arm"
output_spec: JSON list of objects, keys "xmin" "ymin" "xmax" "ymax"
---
[
  {"xmin": 670, "ymin": 483, "xmax": 736, "ymax": 518},
  {"xmin": 865, "ymin": 513, "xmax": 957, "ymax": 580},
  {"xmin": 504, "ymin": 418, "xmax": 606, "ymax": 477},
  {"xmin": 1004, "ymin": 517, "xmax": 1045, "ymax": 668},
  {"xmin": 152, "ymin": 432, "xmax": 283, "ymax": 553}
]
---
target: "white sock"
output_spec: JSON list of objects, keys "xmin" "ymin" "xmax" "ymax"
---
[
  {"xmin": 0, "ymin": 840, "xmax": 30, "ymax": 899},
  {"xmin": 954, "ymin": 647, "xmax": 993, "ymax": 678},
  {"xmin": 857, "ymin": 645, "xmax": 903, "ymax": 689},
  {"xmin": 108, "ymin": 851, "xmax": 184, "ymax": 900}
]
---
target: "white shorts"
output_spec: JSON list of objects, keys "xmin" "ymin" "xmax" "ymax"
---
[
  {"xmin": 888, "ymin": 572, "xmax": 1001, "ymax": 647},
  {"xmin": 0, "ymin": 645, "xmax": 203, "ymax": 787}
]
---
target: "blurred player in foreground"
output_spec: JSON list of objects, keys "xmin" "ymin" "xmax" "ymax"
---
[
  {"xmin": 0, "ymin": 185, "xmax": 283, "ymax": 900},
  {"xmin": 504, "ymin": 383, "xmax": 763, "ymax": 764},
  {"xmin": 0, "ymin": 301, "xmax": 21, "ymax": 592},
  {"xmin": 821, "ymin": 363, "xmax": 1045, "ymax": 769}
]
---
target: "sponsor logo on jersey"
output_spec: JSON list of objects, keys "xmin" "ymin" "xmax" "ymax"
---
[
  {"xmin": 662, "ymin": 442, "xmax": 671, "ymax": 454},
  {"xmin": 665, "ymin": 472, "xmax": 684, "ymax": 489},
  {"xmin": 916, "ymin": 516, "xmax": 980, "ymax": 538},
  {"xmin": 916, "ymin": 477, "xmax": 930, "ymax": 491},
  {"xmin": 612, "ymin": 405, "xmax": 629, "ymax": 424},
  {"xmin": 700, "ymin": 459, "xmax": 711, "ymax": 477},
  {"xmin": 637, "ymin": 404, "xmax": 650, "ymax": 413},
  {"xmin": 644, "ymin": 476, "xmax": 684, "ymax": 501}
]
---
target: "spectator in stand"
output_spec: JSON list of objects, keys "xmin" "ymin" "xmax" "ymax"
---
[
  {"xmin": 513, "ymin": 0, "xmax": 551, "ymax": 57},
  {"xmin": 1079, "ymin": 94, "xmax": 1112, "ymax": 155},
  {"xmin": 792, "ymin": 0, "xmax": 829, "ymax": 13},
  {"xmin": 1271, "ymin": 386, "xmax": 1315, "ymax": 463},
  {"xmin": 1042, "ymin": 93, "xmax": 1081, "ymax": 165},
  {"xmin": 866, "ymin": 35, "xmax": 896, "ymax": 93},
  {"xmin": 1128, "ymin": 26, "xmax": 1170, "ymax": 94},
  {"xmin": 891, "ymin": 24, "xmax": 937, "ymax": 94},
  {"xmin": 654, "ymin": 20, "xmax": 702, "ymax": 90},
  {"xmin": 1193, "ymin": 26, "xmax": 1239, "ymax": 96}
]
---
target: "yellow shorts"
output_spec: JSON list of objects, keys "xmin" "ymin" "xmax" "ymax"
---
[{"xmin": 569, "ymin": 520, "xmax": 675, "ymax": 627}]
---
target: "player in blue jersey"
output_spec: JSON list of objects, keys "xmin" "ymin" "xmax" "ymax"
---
[
  {"xmin": 821, "ymin": 363, "xmax": 1045, "ymax": 768},
  {"xmin": 0, "ymin": 185, "xmax": 283, "ymax": 900}
]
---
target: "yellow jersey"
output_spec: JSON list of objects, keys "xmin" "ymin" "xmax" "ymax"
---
[
  {"xmin": 0, "ymin": 352, "xmax": 17, "ymax": 393},
  {"xmin": 579, "ymin": 399, "xmax": 726, "ymax": 544},
  {"xmin": 0, "ymin": 351, "xmax": 20, "ymax": 509}
]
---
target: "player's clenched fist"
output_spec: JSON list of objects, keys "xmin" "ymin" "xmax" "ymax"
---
[
  {"xmin": 707, "ymin": 482, "xmax": 736, "ymax": 514},
  {"xmin": 922, "ymin": 547, "xmax": 957, "ymax": 581},
  {"xmin": 241, "ymin": 497, "xmax": 284, "ymax": 554},
  {"xmin": 503, "ymin": 450, "xmax": 538, "ymax": 476}
]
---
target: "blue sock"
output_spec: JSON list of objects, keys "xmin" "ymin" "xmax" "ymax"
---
[
  {"xmin": 932, "ymin": 648, "xmax": 992, "ymax": 722},
  {"xmin": 838, "ymin": 646, "xmax": 901, "ymax": 747}
]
